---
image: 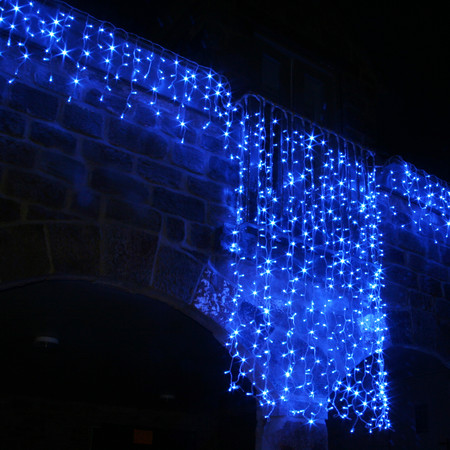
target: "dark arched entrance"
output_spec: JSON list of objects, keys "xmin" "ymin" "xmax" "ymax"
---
[{"xmin": 0, "ymin": 280, "xmax": 256, "ymax": 449}]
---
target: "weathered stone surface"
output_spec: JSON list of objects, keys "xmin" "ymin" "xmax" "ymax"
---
[
  {"xmin": 411, "ymin": 309, "xmax": 437, "ymax": 348},
  {"xmin": 388, "ymin": 310, "xmax": 413, "ymax": 345},
  {"xmin": 47, "ymin": 223, "xmax": 100, "ymax": 276},
  {"xmin": 172, "ymin": 143, "xmax": 207, "ymax": 174},
  {"xmin": 0, "ymin": 225, "xmax": 50, "ymax": 282},
  {"xmin": 5, "ymin": 169, "xmax": 67, "ymax": 208},
  {"xmin": 165, "ymin": 216, "xmax": 185, "ymax": 242},
  {"xmin": 108, "ymin": 118, "xmax": 168, "ymax": 158},
  {"xmin": 383, "ymin": 244, "xmax": 404, "ymax": 265},
  {"xmin": 0, "ymin": 107, "xmax": 26, "ymax": 137},
  {"xmin": 62, "ymin": 103, "xmax": 103, "ymax": 138},
  {"xmin": 39, "ymin": 150, "xmax": 85, "ymax": 186},
  {"xmin": 9, "ymin": 82, "xmax": 58, "ymax": 121},
  {"xmin": 0, "ymin": 136, "xmax": 37, "ymax": 168},
  {"xmin": 82, "ymin": 139, "xmax": 133, "ymax": 172},
  {"xmin": 133, "ymin": 104, "xmax": 157, "ymax": 128},
  {"xmin": 152, "ymin": 245, "xmax": 203, "ymax": 303},
  {"xmin": 189, "ymin": 223, "xmax": 213, "ymax": 250},
  {"xmin": 137, "ymin": 159, "xmax": 183, "ymax": 189},
  {"xmin": 0, "ymin": 197, "xmax": 21, "ymax": 222},
  {"xmin": 152, "ymin": 187, "xmax": 205, "ymax": 222},
  {"xmin": 260, "ymin": 416, "xmax": 328, "ymax": 450},
  {"xmin": 192, "ymin": 267, "xmax": 234, "ymax": 327},
  {"xmin": 187, "ymin": 176, "xmax": 225, "ymax": 203},
  {"xmin": 90, "ymin": 168, "xmax": 149, "ymax": 203},
  {"xmin": 105, "ymin": 198, "xmax": 161, "ymax": 231},
  {"xmin": 208, "ymin": 155, "xmax": 239, "ymax": 185},
  {"xmin": 102, "ymin": 225, "xmax": 158, "ymax": 284},
  {"xmin": 70, "ymin": 189, "xmax": 101, "ymax": 219},
  {"xmin": 384, "ymin": 264, "xmax": 418, "ymax": 289},
  {"xmin": 30, "ymin": 122, "xmax": 77, "ymax": 154},
  {"xmin": 409, "ymin": 291, "xmax": 435, "ymax": 312},
  {"xmin": 419, "ymin": 275, "xmax": 442, "ymax": 297},
  {"xmin": 396, "ymin": 229, "xmax": 427, "ymax": 255},
  {"xmin": 382, "ymin": 283, "xmax": 408, "ymax": 309},
  {"xmin": 84, "ymin": 88, "xmax": 127, "ymax": 116}
]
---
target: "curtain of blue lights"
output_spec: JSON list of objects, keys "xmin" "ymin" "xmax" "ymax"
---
[{"xmin": 1, "ymin": 0, "xmax": 449, "ymax": 433}]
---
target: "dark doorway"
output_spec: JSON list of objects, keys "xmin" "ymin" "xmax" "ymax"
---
[{"xmin": 0, "ymin": 280, "xmax": 256, "ymax": 449}]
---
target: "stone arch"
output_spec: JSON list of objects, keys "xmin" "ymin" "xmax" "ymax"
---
[{"xmin": 0, "ymin": 277, "xmax": 257, "ymax": 448}]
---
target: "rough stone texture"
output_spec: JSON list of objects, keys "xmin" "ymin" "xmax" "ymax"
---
[
  {"xmin": 102, "ymin": 225, "xmax": 158, "ymax": 285},
  {"xmin": 165, "ymin": 216, "xmax": 185, "ymax": 242},
  {"xmin": 9, "ymin": 82, "xmax": 58, "ymax": 121},
  {"xmin": 152, "ymin": 246, "xmax": 203, "ymax": 304},
  {"xmin": 108, "ymin": 118, "xmax": 168, "ymax": 158},
  {"xmin": 39, "ymin": 151, "xmax": 86, "ymax": 186},
  {"xmin": 62, "ymin": 103, "xmax": 103, "ymax": 138},
  {"xmin": 209, "ymin": 155, "xmax": 239, "ymax": 185},
  {"xmin": 172, "ymin": 143, "xmax": 207, "ymax": 174},
  {"xmin": 259, "ymin": 416, "xmax": 328, "ymax": 450},
  {"xmin": 152, "ymin": 187, "xmax": 205, "ymax": 222},
  {"xmin": 46, "ymin": 223, "xmax": 100, "ymax": 276},
  {"xmin": 90, "ymin": 168, "xmax": 149, "ymax": 203},
  {"xmin": 0, "ymin": 107, "xmax": 26, "ymax": 137},
  {"xmin": 137, "ymin": 159, "xmax": 183, "ymax": 189},
  {"xmin": 5, "ymin": 169, "xmax": 67, "ymax": 208},
  {"xmin": 30, "ymin": 122, "xmax": 77, "ymax": 154},
  {"xmin": 0, "ymin": 225, "xmax": 50, "ymax": 282},
  {"xmin": 82, "ymin": 139, "xmax": 133, "ymax": 172}
]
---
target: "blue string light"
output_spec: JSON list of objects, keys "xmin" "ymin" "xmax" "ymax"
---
[
  {"xmin": 226, "ymin": 96, "xmax": 390, "ymax": 431},
  {"xmin": 0, "ymin": 0, "xmax": 233, "ymax": 142},
  {"xmin": 3, "ymin": 0, "xmax": 448, "ymax": 435}
]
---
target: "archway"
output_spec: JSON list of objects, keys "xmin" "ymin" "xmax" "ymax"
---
[{"xmin": 0, "ymin": 280, "xmax": 256, "ymax": 449}]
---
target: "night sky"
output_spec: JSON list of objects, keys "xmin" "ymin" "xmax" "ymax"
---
[{"xmin": 66, "ymin": 0, "xmax": 449, "ymax": 182}]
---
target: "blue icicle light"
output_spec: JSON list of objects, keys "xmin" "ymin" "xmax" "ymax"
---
[{"xmin": 227, "ymin": 96, "xmax": 390, "ymax": 431}]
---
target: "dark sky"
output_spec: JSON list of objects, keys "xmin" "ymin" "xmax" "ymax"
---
[{"xmin": 66, "ymin": 0, "xmax": 449, "ymax": 182}]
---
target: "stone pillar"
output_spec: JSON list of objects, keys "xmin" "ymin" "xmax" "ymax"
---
[{"xmin": 256, "ymin": 410, "xmax": 328, "ymax": 450}]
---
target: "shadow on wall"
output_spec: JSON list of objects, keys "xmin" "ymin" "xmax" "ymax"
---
[{"xmin": 327, "ymin": 347, "xmax": 450, "ymax": 449}]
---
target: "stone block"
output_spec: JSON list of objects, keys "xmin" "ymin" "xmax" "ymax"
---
[
  {"xmin": 382, "ymin": 244, "xmax": 404, "ymax": 265},
  {"xmin": 152, "ymin": 245, "xmax": 203, "ymax": 303},
  {"xmin": 208, "ymin": 155, "xmax": 239, "ymax": 185},
  {"xmin": 0, "ymin": 196, "xmax": 21, "ymax": 222},
  {"xmin": 5, "ymin": 169, "xmax": 67, "ymax": 208},
  {"xmin": 207, "ymin": 203, "xmax": 234, "ymax": 227},
  {"xmin": 108, "ymin": 118, "xmax": 168, "ymax": 158},
  {"xmin": 200, "ymin": 133, "xmax": 225, "ymax": 154},
  {"xmin": 62, "ymin": 103, "xmax": 103, "ymax": 138},
  {"xmin": 419, "ymin": 275, "xmax": 442, "ymax": 297},
  {"xmin": 165, "ymin": 216, "xmax": 185, "ymax": 242},
  {"xmin": 411, "ymin": 309, "xmax": 437, "ymax": 349},
  {"xmin": 26, "ymin": 204, "xmax": 76, "ymax": 221},
  {"xmin": 171, "ymin": 143, "xmax": 207, "ymax": 174},
  {"xmin": 0, "ymin": 225, "xmax": 50, "ymax": 282},
  {"xmin": 136, "ymin": 159, "xmax": 183, "ymax": 189},
  {"xmin": 387, "ymin": 310, "xmax": 412, "ymax": 346},
  {"xmin": 189, "ymin": 223, "xmax": 214, "ymax": 250},
  {"xmin": 152, "ymin": 187, "xmax": 205, "ymax": 222},
  {"xmin": 435, "ymin": 299, "xmax": 450, "ymax": 321},
  {"xmin": 34, "ymin": 69, "xmax": 73, "ymax": 97},
  {"xmin": 84, "ymin": 88, "xmax": 127, "ymax": 116},
  {"xmin": 102, "ymin": 225, "xmax": 158, "ymax": 285},
  {"xmin": 187, "ymin": 176, "xmax": 225, "ymax": 203},
  {"xmin": 70, "ymin": 189, "xmax": 101, "ymax": 219},
  {"xmin": 39, "ymin": 150, "xmax": 85, "ymax": 185},
  {"xmin": 409, "ymin": 290, "xmax": 434, "ymax": 312},
  {"xmin": 381, "ymin": 282, "xmax": 409, "ymax": 309},
  {"xmin": 0, "ymin": 107, "xmax": 26, "ymax": 137},
  {"xmin": 397, "ymin": 229, "xmax": 426, "ymax": 255},
  {"xmin": 30, "ymin": 122, "xmax": 77, "ymax": 154},
  {"xmin": 47, "ymin": 223, "xmax": 100, "ymax": 276},
  {"xmin": 133, "ymin": 104, "xmax": 157, "ymax": 128},
  {"xmin": 90, "ymin": 168, "xmax": 149, "ymax": 203},
  {"xmin": 9, "ymin": 82, "xmax": 58, "ymax": 121},
  {"xmin": 105, "ymin": 198, "xmax": 161, "ymax": 232},
  {"xmin": 444, "ymin": 283, "xmax": 450, "ymax": 299},
  {"xmin": 0, "ymin": 136, "xmax": 36, "ymax": 168},
  {"xmin": 384, "ymin": 264, "xmax": 418, "ymax": 289},
  {"xmin": 82, "ymin": 139, "xmax": 133, "ymax": 172}
]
